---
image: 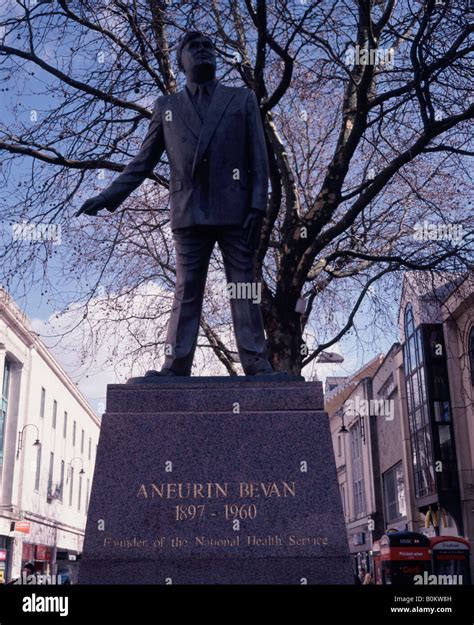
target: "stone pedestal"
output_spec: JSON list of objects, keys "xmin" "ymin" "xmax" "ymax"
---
[{"xmin": 79, "ymin": 378, "xmax": 352, "ymax": 584}]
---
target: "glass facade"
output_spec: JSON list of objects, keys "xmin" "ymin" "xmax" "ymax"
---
[
  {"xmin": 403, "ymin": 305, "xmax": 435, "ymax": 499},
  {"xmin": 423, "ymin": 324, "xmax": 460, "ymax": 495},
  {"xmin": 403, "ymin": 305, "xmax": 461, "ymax": 531},
  {"xmin": 383, "ymin": 462, "xmax": 406, "ymax": 522}
]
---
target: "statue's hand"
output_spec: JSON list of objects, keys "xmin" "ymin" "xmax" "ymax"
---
[
  {"xmin": 242, "ymin": 209, "xmax": 264, "ymax": 250},
  {"xmin": 75, "ymin": 195, "xmax": 110, "ymax": 217}
]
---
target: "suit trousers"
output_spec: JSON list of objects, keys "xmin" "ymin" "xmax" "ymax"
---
[{"xmin": 163, "ymin": 224, "xmax": 272, "ymax": 375}]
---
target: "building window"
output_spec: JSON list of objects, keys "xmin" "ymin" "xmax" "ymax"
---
[
  {"xmin": 63, "ymin": 411, "xmax": 67, "ymax": 438},
  {"xmin": 88, "ymin": 437, "xmax": 92, "ymax": 460},
  {"xmin": 405, "ymin": 304, "xmax": 415, "ymax": 338},
  {"xmin": 1, "ymin": 359, "xmax": 11, "ymax": 465},
  {"xmin": 403, "ymin": 304, "xmax": 435, "ymax": 499},
  {"xmin": 78, "ymin": 474, "xmax": 83, "ymax": 511},
  {"xmin": 378, "ymin": 374, "xmax": 396, "ymax": 399},
  {"xmin": 350, "ymin": 422, "xmax": 365, "ymax": 517},
  {"xmin": 340, "ymin": 483, "xmax": 346, "ymax": 517},
  {"xmin": 69, "ymin": 467, "xmax": 74, "ymax": 506},
  {"xmin": 469, "ymin": 327, "xmax": 474, "ymax": 385},
  {"xmin": 86, "ymin": 478, "xmax": 90, "ymax": 513},
  {"xmin": 81, "ymin": 429, "xmax": 84, "ymax": 454},
  {"xmin": 52, "ymin": 400, "xmax": 57, "ymax": 429},
  {"xmin": 433, "ymin": 401, "xmax": 451, "ymax": 422},
  {"xmin": 40, "ymin": 387, "xmax": 46, "ymax": 419},
  {"xmin": 72, "ymin": 421, "xmax": 76, "ymax": 447},
  {"xmin": 383, "ymin": 462, "xmax": 406, "ymax": 522},
  {"xmin": 34, "ymin": 445, "xmax": 42, "ymax": 492},
  {"xmin": 60, "ymin": 460, "xmax": 65, "ymax": 502},
  {"xmin": 47, "ymin": 452, "xmax": 54, "ymax": 500}
]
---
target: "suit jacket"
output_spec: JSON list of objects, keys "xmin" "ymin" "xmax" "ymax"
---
[{"xmin": 99, "ymin": 83, "xmax": 269, "ymax": 230}]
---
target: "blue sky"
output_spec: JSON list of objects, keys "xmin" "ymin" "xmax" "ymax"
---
[{"xmin": 0, "ymin": 1, "xmax": 402, "ymax": 407}]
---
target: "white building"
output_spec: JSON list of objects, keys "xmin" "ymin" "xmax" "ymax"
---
[
  {"xmin": 325, "ymin": 355, "xmax": 384, "ymax": 575},
  {"xmin": 326, "ymin": 271, "xmax": 474, "ymax": 581},
  {"xmin": 0, "ymin": 289, "xmax": 100, "ymax": 583}
]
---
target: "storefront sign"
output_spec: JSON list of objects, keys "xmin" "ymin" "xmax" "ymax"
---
[{"xmin": 15, "ymin": 522, "xmax": 31, "ymax": 534}]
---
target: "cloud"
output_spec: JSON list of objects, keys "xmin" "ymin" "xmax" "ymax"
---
[{"xmin": 30, "ymin": 280, "xmax": 227, "ymax": 412}]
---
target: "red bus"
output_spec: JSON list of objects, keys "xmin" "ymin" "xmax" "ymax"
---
[
  {"xmin": 430, "ymin": 536, "xmax": 471, "ymax": 585},
  {"xmin": 375, "ymin": 532, "xmax": 431, "ymax": 585}
]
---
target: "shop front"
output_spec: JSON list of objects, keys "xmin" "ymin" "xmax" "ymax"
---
[
  {"xmin": 21, "ymin": 542, "xmax": 54, "ymax": 576},
  {"xmin": 0, "ymin": 536, "xmax": 13, "ymax": 584},
  {"xmin": 56, "ymin": 549, "xmax": 80, "ymax": 584}
]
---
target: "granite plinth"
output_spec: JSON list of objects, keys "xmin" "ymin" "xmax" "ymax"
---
[
  {"xmin": 107, "ymin": 378, "xmax": 322, "ymax": 413},
  {"xmin": 79, "ymin": 379, "xmax": 352, "ymax": 584}
]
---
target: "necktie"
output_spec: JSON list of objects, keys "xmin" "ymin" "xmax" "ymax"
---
[{"xmin": 196, "ymin": 85, "xmax": 209, "ymax": 119}]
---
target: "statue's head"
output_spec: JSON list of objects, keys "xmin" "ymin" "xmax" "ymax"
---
[{"xmin": 176, "ymin": 31, "xmax": 216, "ymax": 82}]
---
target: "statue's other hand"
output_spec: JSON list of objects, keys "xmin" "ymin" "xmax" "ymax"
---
[
  {"xmin": 75, "ymin": 195, "xmax": 109, "ymax": 217},
  {"xmin": 242, "ymin": 209, "xmax": 264, "ymax": 250}
]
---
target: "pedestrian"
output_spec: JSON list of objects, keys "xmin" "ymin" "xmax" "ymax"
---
[{"xmin": 7, "ymin": 562, "xmax": 36, "ymax": 584}]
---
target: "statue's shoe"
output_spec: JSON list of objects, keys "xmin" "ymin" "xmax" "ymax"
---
[
  {"xmin": 144, "ymin": 368, "xmax": 181, "ymax": 377},
  {"xmin": 126, "ymin": 369, "xmax": 185, "ymax": 384},
  {"xmin": 126, "ymin": 369, "xmax": 296, "ymax": 384}
]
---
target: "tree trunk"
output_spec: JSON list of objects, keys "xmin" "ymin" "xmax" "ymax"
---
[{"xmin": 264, "ymin": 306, "xmax": 303, "ymax": 375}]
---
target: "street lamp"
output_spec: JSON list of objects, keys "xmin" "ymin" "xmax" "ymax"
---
[
  {"xmin": 337, "ymin": 409, "xmax": 366, "ymax": 443},
  {"xmin": 339, "ymin": 409, "xmax": 366, "ymax": 443},
  {"xmin": 316, "ymin": 351, "xmax": 344, "ymax": 364},
  {"xmin": 67, "ymin": 457, "xmax": 85, "ymax": 483},
  {"xmin": 338, "ymin": 410, "xmax": 349, "ymax": 434},
  {"xmin": 16, "ymin": 424, "xmax": 41, "ymax": 458}
]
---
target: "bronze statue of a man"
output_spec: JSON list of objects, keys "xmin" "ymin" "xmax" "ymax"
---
[{"xmin": 78, "ymin": 31, "xmax": 276, "ymax": 378}]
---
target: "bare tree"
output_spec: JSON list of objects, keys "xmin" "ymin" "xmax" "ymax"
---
[{"xmin": 0, "ymin": 0, "xmax": 472, "ymax": 375}]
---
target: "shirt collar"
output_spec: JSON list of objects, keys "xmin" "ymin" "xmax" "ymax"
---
[{"xmin": 186, "ymin": 78, "xmax": 217, "ymax": 97}]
